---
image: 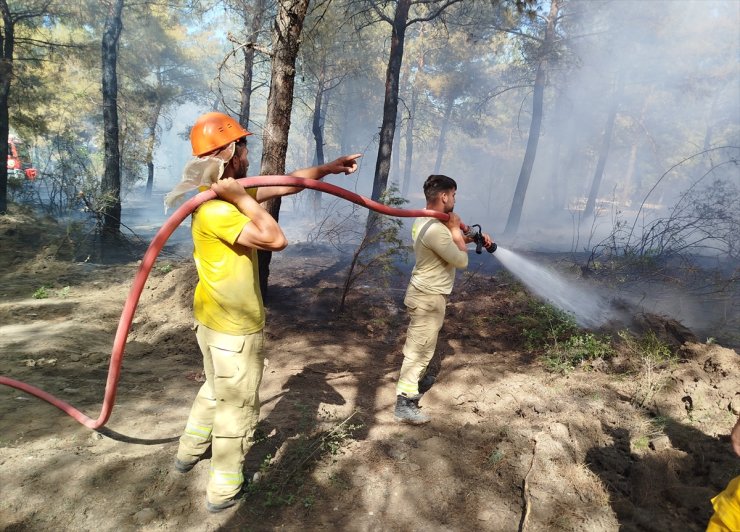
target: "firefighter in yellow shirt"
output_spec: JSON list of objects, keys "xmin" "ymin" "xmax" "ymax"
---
[
  {"xmin": 165, "ymin": 112, "xmax": 360, "ymax": 513},
  {"xmin": 707, "ymin": 415, "xmax": 740, "ymax": 531}
]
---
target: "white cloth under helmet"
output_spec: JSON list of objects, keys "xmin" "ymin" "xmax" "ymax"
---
[{"xmin": 163, "ymin": 141, "xmax": 236, "ymax": 213}]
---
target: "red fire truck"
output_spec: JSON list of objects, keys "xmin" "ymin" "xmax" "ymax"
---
[{"xmin": 7, "ymin": 135, "xmax": 38, "ymax": 181}]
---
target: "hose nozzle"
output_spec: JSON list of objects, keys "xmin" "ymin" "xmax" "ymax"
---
[{"xmin": 466, "ymin": 224, "xmax": 496, "ymax": 254}]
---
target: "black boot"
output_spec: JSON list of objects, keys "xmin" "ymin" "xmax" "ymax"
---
[{"xmin": 394, "ymin": 395, "xmax": 430, "ymax": 425}]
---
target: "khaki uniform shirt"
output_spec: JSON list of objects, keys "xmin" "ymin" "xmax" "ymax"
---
[{"xmin": 409, "ymin": 217, "xmax": 469, "ymax": 295}]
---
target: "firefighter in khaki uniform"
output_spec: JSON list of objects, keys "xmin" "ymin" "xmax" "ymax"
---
[
  {"xmin": 394, "ymin": 174, "xmax": 493, "ymax": 424},
  {"xmin": 165, "ymin": 112, "xmax": 360, "ymax": 513}
]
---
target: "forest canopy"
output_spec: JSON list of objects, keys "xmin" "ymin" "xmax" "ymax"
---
[{"xmin": 1, "ymin": 0, "xmax": 738, "ymax": 254}]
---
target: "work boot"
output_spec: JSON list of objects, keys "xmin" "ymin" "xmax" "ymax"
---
[
  {"xmin": 394, "ymin": 395, "xmax": 430, "ymax": 425},
  {"xmin": 206, "ymin": 484, "xmax": 248, "ymax": 513},
  {"xmin": 174, "ymin": 446, "xmax": 212, "ymax": 473},
  {"xmin": 174, "ymin": 458, "xmax": 198, "ymax": 473},
  {"xmin": 206, "ymin": 496, "xmax": 240, "ymax": 514},
  {"xmin": 418, "ymin": 373, "xmax": 436, "ymax": 394}
]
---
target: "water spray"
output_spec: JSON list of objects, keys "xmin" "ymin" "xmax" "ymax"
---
[
  {"xmin": 457, "ymin": 223, "xmax": 609, "ymax": 328},
  {"xmin": 492, "ymin": 247, "xmax": 611, "ymax": 329}
]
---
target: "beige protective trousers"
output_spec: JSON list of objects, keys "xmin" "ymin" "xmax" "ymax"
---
[
  {"xmin": 177, "ymin": 324, "xmax": 264, "ymax": 504},
  {"xmin": 396, "ymin": 284, "xmax": 447, "ymax": 397}
]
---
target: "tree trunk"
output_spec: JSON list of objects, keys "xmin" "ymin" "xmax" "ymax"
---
[
  {"xmin": 391, "ymin": 114, "xmax": 400, "ymax": 186},
  {"xmin": 100, "ymin": 0, "xmax": 124, "ymax": 235},
  {"xmin": 366, "ymin": 0, "xmax": 411, "ymax": 233},
  {"xmin": 432, "ymin": 91, "xmax": 455, "ymax": 174},
  {"xmin": 503, "ymin": 0, "xmax": 559, "ymax": 236},
  {"xmin": 257, "ymin": 0, "xmax": 310, "ymax": 301},
  {"xmin": 401, "ymin": 86, "xmax": 416, "ymax": 199},
  {"xmin": 339, "ymin": 92, "xmax": 351, "ymax": 155},
  {"xmin": 0, "ymin": 1, "xmax": 14, "ymax": 215},
  {"xmin": 583, "ymin": 75, "xmax": 622, "ymax": 219},
  {"xmin": 144, "ymin": 98, "xmax": 161, "ymax": 199},
  {"xmin": 312, "ymin": 69, "xmax": 326, "ymax": 166},
  {"xmin": 240, "ymin": 0, "xmax": 266, "ymax": 129},
  {"xmin": 311, "ymin": 66, "xmax": 326, "ymax": 212},
  {"xmin": 402, "ymin": 35, "xmax": 425, "ymax": 200}
]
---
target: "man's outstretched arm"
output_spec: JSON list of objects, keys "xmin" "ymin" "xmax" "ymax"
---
[{"xmin": 255, "ymin": 154, "xmax": 362, "ymax": 202}]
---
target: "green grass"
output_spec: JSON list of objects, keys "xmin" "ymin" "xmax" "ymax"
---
[
  {"xmin": 32, "ymin": 285, "xmax": 71, "ymax": 299},
  {"xmin": 32, "ymin": 286, "xmax": 50, "ymax": 299},
  {"xmin": 514, "ymin": 298, "xmax": 614, "ymax": 372},
  {"xmin": 618, "ymin": 330, "xmax": 675, "ymax": 364},
  {"xmin": 542, "ymin": 332, "xmax": 614, "ymax": 373},
  {"xmin": 155, "ymin": 262, "xmax": 174, "ymax": 274},
  {"xmin": 517, "ymin": 300, "xmax": 579, "ymax": 352},
  {"xmin": 486, "ymin": 449, "xmax": 505, "ymax": 467}
]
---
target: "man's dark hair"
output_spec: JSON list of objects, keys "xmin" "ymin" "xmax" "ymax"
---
[{"xmin": 423, "ymin": 174, "xmax": 457, "ymax": 202}]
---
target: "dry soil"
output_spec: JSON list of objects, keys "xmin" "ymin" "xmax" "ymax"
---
[{"xmin": 1, "ymin": 206, "xmax": 738, "ymax": 532}]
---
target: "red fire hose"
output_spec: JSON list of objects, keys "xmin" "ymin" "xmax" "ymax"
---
[{"xmin": 0, "ymin": 176, "xmax": 456, "ymax": 429}]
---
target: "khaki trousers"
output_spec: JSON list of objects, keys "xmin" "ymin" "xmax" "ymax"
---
[
  {"xmin": 177, "ymin": 323, "xmax": 264, "ymax": 504},
  {"xmin": 396, "ymin": 285, "xmax": 447, "ymax": 397}
]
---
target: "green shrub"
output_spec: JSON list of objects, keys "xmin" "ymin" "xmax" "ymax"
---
[
  {"xmin": 32, "ymin": 286, "xmax": 50, "ymax": 299},
  {"xmin": 514, "ymin": 299, "xmax": 613, "ymax": 373},
  {"xmin": 618, "ymin": 330, "xmax": 675, "ymax": 364},
  {"xmin": 618, "ymin": 330, "xmax": 676, "ymax": 407},
  {"xmin": 155, "ymin": 262, "xmax": 173, "ymax": 274},
  {"xmin": 517, "ymin": 300, "xmax": 578, "ymax": 351},
  {"xmin": 543, "ymin": 332, "xmax": 614, "ymax": 373}
]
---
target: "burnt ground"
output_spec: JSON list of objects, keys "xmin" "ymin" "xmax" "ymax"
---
[{"xmin": 1, "ymin": 204, "xmax": 739, "ymax": 532}]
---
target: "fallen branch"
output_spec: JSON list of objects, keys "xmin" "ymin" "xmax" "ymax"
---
[{"xmin": 519, "ymin": 437, "xmax": 539, "ymax": 532}]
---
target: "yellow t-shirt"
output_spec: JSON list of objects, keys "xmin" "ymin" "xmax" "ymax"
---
[
  {"xmin": 409, "ymin": 217, "xmax": 469, "ymax": 295},
  {"xmin": 708, "ymin": 475, "xmax": 740, "ymax": 532},
  {"xmin": 191, "ymin": 192, "xmax": 265, "ymax": 335}
]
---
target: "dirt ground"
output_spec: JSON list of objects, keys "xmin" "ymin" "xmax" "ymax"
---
[{"xmin": 1, "ymin": 205, "xmax": 739, "ymax": 532}]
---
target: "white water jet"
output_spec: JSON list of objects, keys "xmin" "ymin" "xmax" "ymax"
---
[{"xmin": 493, "ymin": 247, "xmax": 611, "ymax": 328}]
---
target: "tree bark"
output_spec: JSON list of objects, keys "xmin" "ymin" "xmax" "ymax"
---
[
  {"xmin": 401, "ymin": 86, "xmax": 416, "ymax": 199},
  {"xmin": 311, "ymin": 65, "xmax": 327, "ymax": 212},
  {"xmin": 365, "ymin": 0, "xmax": 411, "ymax": 234},
  {"xmin": 402, "ymin": 35, "xmax": 425, "ymax": 200},
  {"xmin": 144, "ymin": 96, "xmax": 161, "ymax": 199},
  {"xmin": 391, "ymin": 113, "xmax": 400, "ymax": 185},
  {"xmin": 370, "ymin": 0, "xmax": 410, "ymax": 203},
  {"xmin": 503, "ymin": 0, "xmax": 559, "ymax": 236},
  {"xmin": 258, "ymin": 0, "xmax": 310, "ymax": 301},
  {"xmin": 312, "ymin": 68, "xmax": 326, "ymax": 167},
  {"xmin": 240, "ymin": 0, "xmax": 266, "ymax": 129},
  {"xmin": 0, "ymin": 1, "xmax": 14, "ymax": 214},
  {"xmin": 100, "ymin": 0, "xmax": 124, "ymax": 235}
]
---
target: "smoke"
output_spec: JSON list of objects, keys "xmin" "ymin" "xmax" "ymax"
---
[
  {"xmin": 445, "ymin": 0, "xmax": 740, "ymax": 249},
  {"xmin": 128, "ymin": 0, "xmax": 737, "ymax": 339}
]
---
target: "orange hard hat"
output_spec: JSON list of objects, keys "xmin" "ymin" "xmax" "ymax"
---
[{"xmin": 190, "ymin": 112, "xmax": 251, "ymax": 156}]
